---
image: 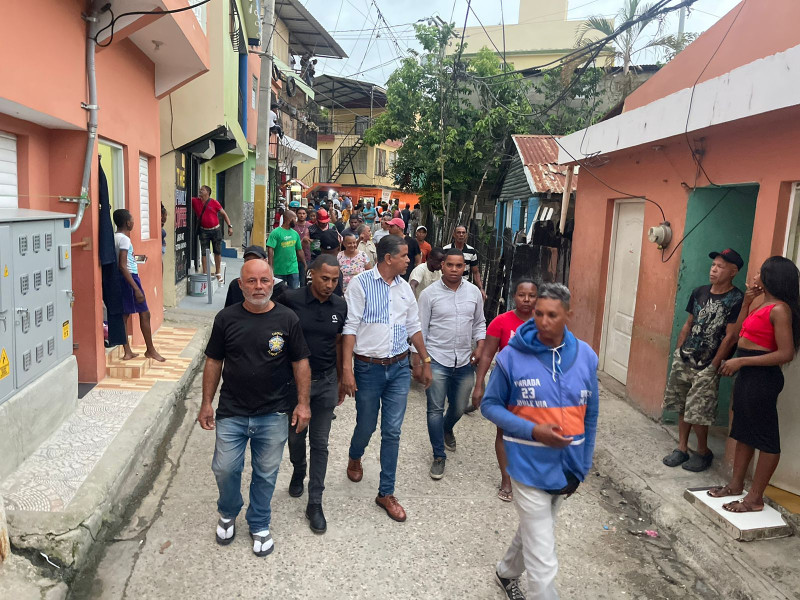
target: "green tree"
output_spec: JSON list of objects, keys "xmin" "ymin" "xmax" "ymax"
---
[
  {"xmin": 364, "ymin": 24, "xmax": 532, "ymax": 214},
  {"xmin": 577, "ymin": 0, "xmax": 679, "ymax": 76},
  {"xmin": 531, "ymin": 64, "xmax": 604, "ymax": 136}
]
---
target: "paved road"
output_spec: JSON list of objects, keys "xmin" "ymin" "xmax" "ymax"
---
[{"xmin": 73, "ymin": 374, "xmax": 717, "ymax": 600}]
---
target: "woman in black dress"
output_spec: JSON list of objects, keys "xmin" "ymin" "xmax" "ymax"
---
[{"xmin": 708, "ymin": 256, "xmax": 800, "ymax": 512}]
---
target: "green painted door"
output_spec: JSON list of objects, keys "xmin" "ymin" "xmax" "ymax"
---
[{"xmin": 664, "ymin": 184, "xmax": 759, "ymax": 426}]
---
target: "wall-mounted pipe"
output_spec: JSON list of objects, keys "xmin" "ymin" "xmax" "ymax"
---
[{"xmin": 70, "ymin": 3, "xmax": 102, "ymax": 233}]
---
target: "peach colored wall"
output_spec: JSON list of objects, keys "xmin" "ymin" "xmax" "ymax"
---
[
  {"xmin": 570, "ymin": 105, "xmax": 800, "ymax": 417},
  {"xmin": 625, "ymin": 1, "xmax": 800, "ymax": 112},
  {"xmin": 1, "ymin": 12, "xmax": 164, "ymax": 382},
  {"xmin": 0, "ymin": 0, "xmax": 85, "ymax": 129}
]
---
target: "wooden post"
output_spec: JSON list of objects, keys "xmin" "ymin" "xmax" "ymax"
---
[{"xmin": 559, "ymin": 165, "xmax": 575, "ymax": 235}]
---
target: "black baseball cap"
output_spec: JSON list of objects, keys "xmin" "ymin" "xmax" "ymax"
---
[
  {"xmin": 243, "ymin": 245, "xmax": 267, "ymax": 259},
  {"xmin": 709, "ymin": 248, "xmax": 743, "ymax": 269},
  {"xmin": 319, "ymin": 229, "xmax": 341, "ymax": 251}
]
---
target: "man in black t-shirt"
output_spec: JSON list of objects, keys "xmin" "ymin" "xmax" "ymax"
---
[
  {"xmin": 388, "ymin": 217, "xmax": 420, "ymax": 280},
  {"xmin": 662, "ymin": 248, "xmax": 745, "ymax": 473},
  {"xmin": 276, "ymin": 254, "xmax": 347, "ymax": 534},
  {"xmin": 199, "ymin": 259, "xmax": 311, "ymax": 557}
]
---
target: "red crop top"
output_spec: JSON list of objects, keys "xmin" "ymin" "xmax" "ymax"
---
[{"xmin": 740, "ymin": 304, "xmax": 778, "ymax": 351}]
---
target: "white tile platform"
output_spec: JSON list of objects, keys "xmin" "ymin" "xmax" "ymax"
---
[{"xmin": 684, "ymin": 487, "xmax": 792, "ymax": 541}]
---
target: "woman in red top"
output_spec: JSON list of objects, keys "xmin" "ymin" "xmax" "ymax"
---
[
  {"xmin": 709, "ymin": 257, "xmax": 800, "ymax": 512},
  {"xmin": 470, "ymin": 278, "xmax": 538, "ymax": 501}
]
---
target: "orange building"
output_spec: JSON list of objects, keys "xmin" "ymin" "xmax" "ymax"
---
[
  {"xmin": 559, "ymin": 1, "xmax": 800, "ymax": 491},
  {"xmin": 0, "ymin": 0, "xmax": 208, "ymax": 384}
]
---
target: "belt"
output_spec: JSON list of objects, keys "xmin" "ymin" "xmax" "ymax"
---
[
  {"xmin": 201, "ymin": 225, "xmax": 220, "ymax": 230},
  {"xmin": 354, "ymin": 351, "xmax": 409, "ymax": 366}
]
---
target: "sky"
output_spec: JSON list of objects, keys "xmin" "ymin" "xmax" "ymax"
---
[{"xmin": 299, "ymin": 0, "xmax": 744, "ymax": 86}]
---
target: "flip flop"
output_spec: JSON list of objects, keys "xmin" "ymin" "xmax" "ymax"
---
[
  {"xmin": 707, "ymin": 485, "xmax": 743, "ymax": 498},
  {"xmin": 722, "ymin": 499, "xmax": 764, "ymax": 513},
  {"xmin": 497, "ymin": 488, "xmax": 513, "ymax": 502}
]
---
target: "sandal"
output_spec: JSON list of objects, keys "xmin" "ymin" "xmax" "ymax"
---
[
  {"xmin": 215, "ymin": 517, "xmax": 235, "ymax": 545},
  {"xmin": 707, "ymin": 485, "xmax": 743, "ymax": 498},
  {"xmin": 497, "ymin": 487, "xmax": 513, "ymax": 502},
  {"xmin": 250, "ymin": 531, "xmax": 274, "ymax": 557},
  {"xmin": 722, "ymin": 499, "xmax": 764, "ymax": 513}
]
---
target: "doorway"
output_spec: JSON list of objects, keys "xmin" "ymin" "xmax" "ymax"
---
[
  {"xmin": 600, "ymin": 200, "xmax": 645, "ymax": 385},
  {"xmin": 665, "ymin": 184, "xmax": 759, "ymax": 425},
  {"xmin": 774, "ymin": 182, "xmax": 800, "ymax": 494}
]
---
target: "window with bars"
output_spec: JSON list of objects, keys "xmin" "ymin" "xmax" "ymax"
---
[{"xmin": 342, "ymin": 146, "xmax": 367, "ymax": 175}]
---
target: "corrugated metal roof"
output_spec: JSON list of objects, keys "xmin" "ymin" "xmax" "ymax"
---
[{"xmin": 511, "ymin": 135, "xmax": 577, "ymax": 195}]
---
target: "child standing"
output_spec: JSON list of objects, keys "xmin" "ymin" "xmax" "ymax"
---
[{"xmin": 113, "ymin": 209, "xmax": 165, "ymax": 362}]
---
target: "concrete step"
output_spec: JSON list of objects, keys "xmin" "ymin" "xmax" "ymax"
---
[{"xmin": 106, "ymin": 354, "xmax": 153, "ymax": 379}]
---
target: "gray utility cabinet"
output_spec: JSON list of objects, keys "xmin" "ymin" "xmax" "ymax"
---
[{"xmin": 0, "ymin": 210, "xmax": 74, "ymax": 405}]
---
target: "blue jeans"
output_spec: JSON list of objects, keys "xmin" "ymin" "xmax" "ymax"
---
[
  {"xmin": 212, "ymin": 413, "xmax": 288, "ymax": 533},
  {"xmin": 348, "ymin": 357, "xmax": 411, "ymax": 496},
  {"xmin": 276, "ymin": 272, "xmax": 300, "ymax": 289},
  {"xmin": 426, "ymin": 359, "xmax": 475, "ymax": 459}
]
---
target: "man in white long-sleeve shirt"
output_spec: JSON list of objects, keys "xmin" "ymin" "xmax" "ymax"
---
[
  {"xmin": 341, "ymin": 235, "xmax": 433, "ymax": 522},
  {"xmin": 417, "ymin": 248, "xmax": 486, "ymax": 480}
]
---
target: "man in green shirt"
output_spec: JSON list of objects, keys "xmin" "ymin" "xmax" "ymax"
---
[{"xmin": 267, "ymin": 210, "xmax": 306, "ymax": 289}]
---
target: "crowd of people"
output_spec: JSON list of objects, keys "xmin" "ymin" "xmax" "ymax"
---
[{"xmin": 194, "ymin": 194, "xmax": 800, "ymax": 599}]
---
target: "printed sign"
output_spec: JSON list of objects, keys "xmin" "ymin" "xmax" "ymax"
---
[
  {"xmin": 62, "ymin": 320, "xmax": 70, "ymax": 340},
  {"xmin": 0, "ymin": 348, "xmax": 9, "ymax": 380},
  {"xmin": 174, "ymin": 153, "xmax": 189, "ymax": 283}
]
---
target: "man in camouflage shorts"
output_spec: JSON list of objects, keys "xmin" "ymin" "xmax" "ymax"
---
[{"xmin": 662, "ymin": 249, "xmax": 744, "ymax": 472}]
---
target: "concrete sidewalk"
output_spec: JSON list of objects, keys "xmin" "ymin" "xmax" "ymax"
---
[
  {"xmin": 595, "ymin": 376, "xmax": 800, "ymax": 600},
  {"xmin": 0, "ymin": 311, "xmax": 213, "ymax": 599}
]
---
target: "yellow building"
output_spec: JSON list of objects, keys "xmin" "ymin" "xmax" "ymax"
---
[
  {"xmin": 299, "ymin": 75, "xmax": 418, "ymax": 208},
  {"xmin": 448, "ymin": 0, "xmax": 598, "ymax": 71}
]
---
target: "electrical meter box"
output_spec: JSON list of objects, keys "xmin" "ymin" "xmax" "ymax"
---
[{"xmin": 0, "ymin": 209, "xmax": 74, "ymax": 404}]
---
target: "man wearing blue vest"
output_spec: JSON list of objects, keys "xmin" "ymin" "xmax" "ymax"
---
[{"xmin": 481, "ymin": 283, "xmax": 599, "ymax": 600}]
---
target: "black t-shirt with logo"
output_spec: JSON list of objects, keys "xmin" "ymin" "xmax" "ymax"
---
[
  {"xmin": 680, "ymin": 284, "xmax": 744, "ymax": 369},
  {"xmin": 205, "ymin": 302, "xmax": 310, "ymax": 419},
  {"xmin": 276, "ymin": 286, "xmax": 347, "ymax": 375}
]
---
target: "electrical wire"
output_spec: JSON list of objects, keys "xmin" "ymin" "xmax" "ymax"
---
[
  {"xmin": 471, "ymin": 0, "xmax": 697, "ymax": 80},
  {"xmin": 94, "ymin": 0, "xmax": 214, "ymax": 47},
  {"xmin": 682, "ymin": 0, "xmax": 746, "ymax": 188},
  {"xmin": 660, "ymin": 189, "xmax": 732, "ymax": 262}
]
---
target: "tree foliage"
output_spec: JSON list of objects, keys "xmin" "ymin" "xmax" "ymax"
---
[
  {"xmin": 530, "ymin": 64, "xmax": 604, "ymax": 136},
  {"xmin": 364, "ymin": 24, "xmax": 532, "ymax": 211}
]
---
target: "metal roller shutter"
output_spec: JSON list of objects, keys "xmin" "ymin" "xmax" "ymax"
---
[{"xmin": 0, "ymin": 132, "xmax": 18, "ymax": 209}]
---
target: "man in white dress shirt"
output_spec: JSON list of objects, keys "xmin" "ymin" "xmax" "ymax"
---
[
  {"xmin": 417, "ymin": 248, "xmax": 486, "ymax": 480},
  {"xmin": 341, "ymin": 235, "xmax": 433, "ymax": 522}
]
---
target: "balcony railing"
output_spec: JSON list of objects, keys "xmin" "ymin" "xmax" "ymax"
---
[
  {"xmin": 317, "ymin": 117, "xmax": 374, "ymax": 136},
  {"xmin": 278, "ymin": 113, "xmax": 317, "ymax": 150}
]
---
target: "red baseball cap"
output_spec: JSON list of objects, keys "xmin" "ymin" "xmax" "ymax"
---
[
  {"xmin": 388, "ymin": 217, "xmax": 405, "ymax": 229},
  {"xmin": 316, "ymin": 208, "xmax": 330, "ymax": 223}
]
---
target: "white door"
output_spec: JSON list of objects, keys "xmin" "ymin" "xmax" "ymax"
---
[
  {"xmin": 601, "ymin": 201, "xmax": 645, "ymax": 385},
  {"xmin": 0, "ymin": 132, "xmax": 18, "ymax": 209},
  {"xmin": 774, "ymin": 183, "xmax": 800, "ymax": 494}
]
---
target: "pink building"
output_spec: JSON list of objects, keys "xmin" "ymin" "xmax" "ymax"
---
[{"xmin": 0, "ymin": 0, "xmax": 208, "ymax": 383}]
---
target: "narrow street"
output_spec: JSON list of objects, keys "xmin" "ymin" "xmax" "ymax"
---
[{"xmin": 73, "ymin": 373, "xmax": 718, "ymax": 600}]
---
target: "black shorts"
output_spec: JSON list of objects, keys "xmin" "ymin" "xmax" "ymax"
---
[
  {"xmin": 729, "ymin": 349, "xmax": 784, "ymax": 454},
  {"xmin": 199, "ymin": 227, "xmax": 222, "ymax": 255}
]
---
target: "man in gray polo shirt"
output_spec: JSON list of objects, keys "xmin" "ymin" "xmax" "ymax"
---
[{"xmin": 417, "ymin": 248, "xmax": 486, "ymax": 479}]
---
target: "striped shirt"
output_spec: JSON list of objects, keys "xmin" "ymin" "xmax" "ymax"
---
[
  {"xmin": 343, "ymin": 266, "xmax": 421, "ymax": 358},
  {"xmin": 443, "ymin": 243, "xmax": 479, "ymax": 281}
]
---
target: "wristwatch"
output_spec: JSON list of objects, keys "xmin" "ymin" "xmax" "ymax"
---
[{"xmin": 422, "ymin": 356, "xmax": 431, "ymax": 363}]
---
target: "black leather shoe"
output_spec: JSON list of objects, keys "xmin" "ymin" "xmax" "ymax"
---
[
  {"xmin": 289, "ymin": 470, "xmax": 305, "ymax": 498},
  {"xmin": 306, "ymin": 503, "xmax": 327, "ymax": 534}
]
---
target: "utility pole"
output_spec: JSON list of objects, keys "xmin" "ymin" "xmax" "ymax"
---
[
  {"xmin": 253, "ymin": 0, "xmax": 275, "ymax": 247},
  {"xmin": 678, "ymin": 6, "xmax": 686, "ymax": 42}
]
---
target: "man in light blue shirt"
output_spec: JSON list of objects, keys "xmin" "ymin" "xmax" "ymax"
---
[{"xmin": 417, "ymin": 248, "xmax": 486, "ymax": 480}]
